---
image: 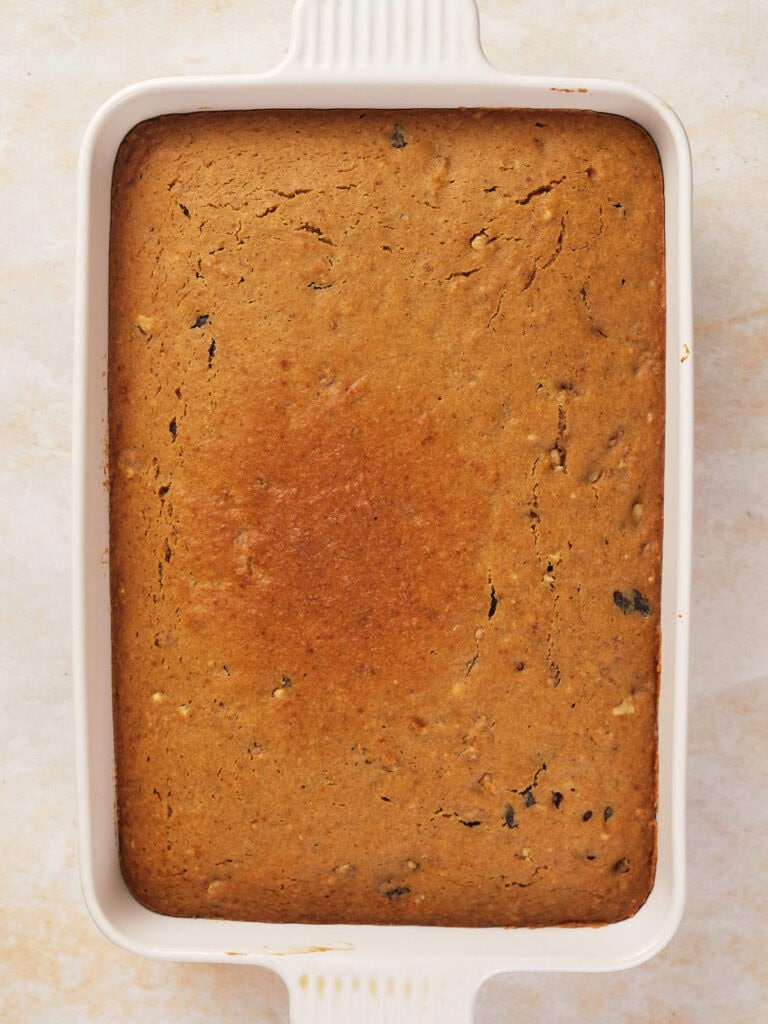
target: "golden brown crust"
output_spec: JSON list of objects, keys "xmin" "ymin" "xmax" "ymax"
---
[{"xmin": 109, "ymin": 109, "xmax": 664, "ymax": 926}]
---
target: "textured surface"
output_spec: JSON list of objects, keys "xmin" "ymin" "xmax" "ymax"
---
[
  {"xmin": 1, "ymin": 0, "xmax": 767, "ymax": 1020},
  {"xmin": 288, "ymin": 0, "xmax": 489, "ymax": 71},
  {"xmin": 109, "ymin": 108, "xmax": 664, "ymax": 927}
]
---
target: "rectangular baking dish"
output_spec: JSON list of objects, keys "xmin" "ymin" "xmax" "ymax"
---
[{"xmin": 73, "ymin": 0, "xmax": 693, "ymax": 1019}]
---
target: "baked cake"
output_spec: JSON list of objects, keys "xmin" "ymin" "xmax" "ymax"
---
[{"xmin": 108, "ymin": 109, "xmax": 665, "ymax": 926}]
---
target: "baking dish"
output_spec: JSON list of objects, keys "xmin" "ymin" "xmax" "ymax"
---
[{"xmin": 72, "ymin": 0, "xmax": 692, "ymax": 1019}]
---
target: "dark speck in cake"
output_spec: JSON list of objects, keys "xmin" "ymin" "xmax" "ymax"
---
[
  {"xmin": 502, "ymin": 804, "xmax": 518, "ymax": 829},
  {"xmin": 613, "ymin": 589, "xmax": 651, "ymax": 616},
  {"xmin": 389, "ymin": 124, "xmax": 407, "ymax": 149},
  {"xmin": 488, "ymin": 580, "xmax": 498, "ymax": 619},
  {"xmin": 380, "ymin": 885, "xmax": 410, "ymax": 899}
]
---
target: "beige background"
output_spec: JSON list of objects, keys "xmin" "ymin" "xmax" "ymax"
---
[{"xmin": 2, "ymin": 0, "xmax": 766, "ymax": 1020}]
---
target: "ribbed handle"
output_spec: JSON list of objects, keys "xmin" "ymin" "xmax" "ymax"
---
[
  {"xmin": 284, "ymin": 965, "xmax": 481, "ymax": 1023},
  {"xmin": 285, "ymin": 0, "xmax": 491, "ymax": 74}
]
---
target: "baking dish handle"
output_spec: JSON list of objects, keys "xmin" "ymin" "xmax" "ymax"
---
[
  {"xmin": 281, "ymin": 0, "xmax": 494, "ymax": 77},
  {"xmin": 282, "ymin": 963, "xmax": 485, "ymax": 1023}
]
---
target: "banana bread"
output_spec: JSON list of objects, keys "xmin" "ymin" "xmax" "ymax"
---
[{"xmin": 108, "ymin": 108, "xmax": 665, "ymax": 926}]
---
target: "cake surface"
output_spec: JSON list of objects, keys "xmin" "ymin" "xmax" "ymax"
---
[{"xmin": 108, "ymin": 108, "xmax": 665, "ymax": 927}]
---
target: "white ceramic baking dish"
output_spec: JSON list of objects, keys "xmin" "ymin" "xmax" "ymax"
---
[{"xmin": 73, "ymin": 0, "xmax": 693, "ymax": 1019}]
